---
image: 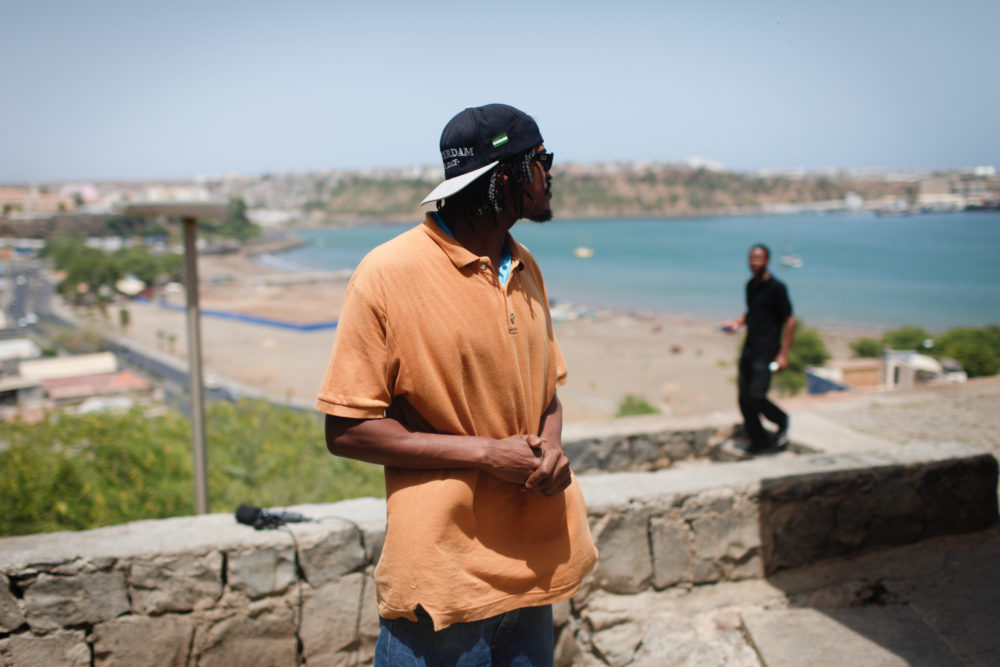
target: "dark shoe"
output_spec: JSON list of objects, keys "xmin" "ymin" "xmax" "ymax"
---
[
  {"xmin": 773, "ymin": 422, "xmax": 789, "ymax": 450},
  {"xmin": 737, "ymin": 439, "xmax": 774, "ymax": 456}
]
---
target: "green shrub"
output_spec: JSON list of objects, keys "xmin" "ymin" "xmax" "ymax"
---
[
  {"xmin": 934, "ymin": 327, "xmax": 1000, "ymax": 377},
  {"xmin": 850, "ymin": 337, "xmax": 883, "ymax": 358},
  {"xmin": 616, "ymin": 394, "xmax": 660, "ymax": 417},
  {"xmin": 882, "ymin": 325, "xmax": 933, "ymax": 351},
  {"xmin": 773, "ymin": 323, "xmax": 831, "ymax": 396},
  {"xmin": 0, "ymin": 409, "xmax": 192, "ymax": 536},
  {"xmin": 0, "ymin": 399, "xmax": 384, "ymax": 537}
]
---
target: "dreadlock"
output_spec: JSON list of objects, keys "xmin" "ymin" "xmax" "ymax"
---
[{"xmin": 438, "ymin": 149, "xmax": 537, "ymax": 229}]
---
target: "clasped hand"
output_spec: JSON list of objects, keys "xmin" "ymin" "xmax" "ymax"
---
[{"xmin": 488, "ymin": 435, "xmax": 572, "ymax": 496}]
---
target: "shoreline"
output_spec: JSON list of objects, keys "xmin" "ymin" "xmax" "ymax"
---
[
  {"xmin": 234, "ymin": 241, "xmax": 888, "ymax": 346},
  {"xmin": 243, "ymin": 229, "xmax": 895, "ymax": 337},
  {"xmin": 254, "ymin": 219, "xmax": 992, "ymax": 336},
  {"xmin": 90, "ymin": 243, "xmax": 889, "ymax": 422}
]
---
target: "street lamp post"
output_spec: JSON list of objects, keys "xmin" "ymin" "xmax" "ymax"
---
[
  {"xmin": 123, "ymin": 201, "xmax": 229, "ymax": 514},
  {"xmin": 181, "ymin": 215, "xmax": 209, "ymax": 514}
]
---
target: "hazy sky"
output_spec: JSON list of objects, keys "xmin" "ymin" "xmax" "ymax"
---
[{"xmin": 3, "ymin": 0, "xmax": 998, "ymax": 183}]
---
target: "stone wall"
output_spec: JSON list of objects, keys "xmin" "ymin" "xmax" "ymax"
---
[
  {"xmin": 564, "ymin": 426, "xmax": 719, "ymax": 474},
  {"xmin": 1, "ymin": 441, "xmax": 996, "ymax": 666}
]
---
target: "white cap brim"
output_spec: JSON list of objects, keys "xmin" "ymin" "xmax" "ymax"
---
[{"xmin": 420, "ymin": 160, "xmax": 499, "ymax": 205}]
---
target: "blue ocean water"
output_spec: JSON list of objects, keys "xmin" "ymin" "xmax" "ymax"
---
[{"xmin": 267, "ymin": 211, "xmax": 1000, "ymax": 331}]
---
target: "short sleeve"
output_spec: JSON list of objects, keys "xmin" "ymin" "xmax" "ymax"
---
[
  {"xmin": 778, "ymin": 282, "xmax": 793, "ymax": 320},
  {"xmin": 315, "ymin": 272, "xmax": 397, "ymax": 419}
]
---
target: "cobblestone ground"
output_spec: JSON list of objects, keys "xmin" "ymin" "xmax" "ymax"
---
[{"xmin": 810, "ymin": 376, "xmax": 1000, "ymax": 459}]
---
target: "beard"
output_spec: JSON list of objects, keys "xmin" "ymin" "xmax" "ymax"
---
[
  {"xmin": 528, "ymin": 207, "xmax": 553, "ymax": 223},
  {"xmin": 527, "ymin": 184, "xmax": 553, "ymax": 223}
]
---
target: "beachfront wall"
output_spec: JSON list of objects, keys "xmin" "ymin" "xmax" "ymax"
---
[{"xmin": 0, "ymin": 441, "xmax": 996, "ymax": 666}]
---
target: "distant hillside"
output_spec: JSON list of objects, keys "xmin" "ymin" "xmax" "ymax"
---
[
  {"xmin": 292, "ymin": 164, "xmax": 930, "ymax": 224},
  {"xmin": 4, "ymin": 165, "xmax": 995, "ymax": 234},
  {"xmin": 548, "ymin": 166, "xmax": 916, "ymax": 219}
]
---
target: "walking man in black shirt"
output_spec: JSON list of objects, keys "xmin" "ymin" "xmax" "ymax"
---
[{"xmin": 723, "ymin": 244, "xmax": 796, "ymax": 453}]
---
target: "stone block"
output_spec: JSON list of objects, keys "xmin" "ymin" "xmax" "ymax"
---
[
  {"xmin": 589, "ymin": 509, "xmax": 652, "ymax": 594},
  {"xmin": 760, "ymin": 496, "xmax": 839, "ymax": 573},
  {"xmin": 93, "ymin": 614, "xmax": 193, "ymax": 667},
  {"xmin": 758, "ymin": 449, "xmax": 999, "ymax": 573},
  {"xmin": 662, "ymin": 438, "xmax": 694, "ymax": 463},
  {"xmin": 727, "ymin": 551, "xmax": 765, "ymax": 581},
  {"xmin": 363, "ymin": 525, "xmax": 386, "ymax": 565},
  {"xmin": 128, "ymin": 552, "xmax": 223, "ymax": 614},
  {"xmin": 552, "ymin": 598, "xmax": 571, "ymax": 628},
  {"xmin": 919, "ymin": 455, "xmax": 999, "ymax": 536},
  {"xmin": 192, "ymin": 598, "xmax": 297, "ymax": 667},
  {"xmin": 820, "ymin": 470, "xmax": 922, "ymax": 550},
  {"xmin": 356, "ymin": 570, "xmax": 381, "ymax": 664},
  {"xmin": 628, "ymin": 434, "xmax": 663, "ymax": 468},
  {"xmin": 22, "ymin": 568, "xmax": 129, "ymax": 632},
  {"xmin": 297, "ymin": 524, "xmax": 367, "ymax": 587},
  {"xmin": 227, "ymin": 545, "xmax": 297, "ymax": 599},
  {"xmin": 563, "ymin": 438, "xmax": 603, "ymax": 473},
  {"xmin": 649, "ymin": 516, "xmax": 693, "ymax": 588},
  {"xmin": 691, "ymin": 427, "xmax": 713, "ymax": 455},
  {"xmin": 299, "ymin": 573, "xmax": 365, "ymax": 663},
  {"xmin": 603, "ymin": 437, "xmax": 634, "ymax": 473},
  {"xmin": 690, "ymin": 497, "xmax": 761, "ymax": 583},
  {"xmin": 831, "ymin": 486, "xmax": 880, "ymax": 549},
  {"xmin": 581, "ymin": 592, "xmax": 648, "ymax": 666},
  {"xmin": 681, "ymin": 489, "xmax": 737, "ymax": 519},
  {"xmin": 554, "ymin": 617, "xmax": 583, "ymax": 667},
  {"xmin": 583, "ymin": 589, "xmax": 761, "ymax": 667},
  {"xmin": 867, "ymin": 471, "xmax": 922, "ymax": 518},
  {"xmin": 0, "ymin": 630, "xmax": 90, "ymax": 667},
  {"xmin": 589, "ymin": 619, "xmax": 643, "ymax": 666},
  {"xmin": 0, "ymin": 574, "xmax": 25, "ymax": 633}
]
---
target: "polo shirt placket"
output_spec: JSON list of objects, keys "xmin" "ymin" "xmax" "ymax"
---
[{"xmin": 484, "ymin": 258, "xmax": 523, "ymax": 335}]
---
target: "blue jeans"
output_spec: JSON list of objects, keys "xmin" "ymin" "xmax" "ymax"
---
[{"xmin": 374, "ymin": 604, "xmax": 554, "ymax": 666}]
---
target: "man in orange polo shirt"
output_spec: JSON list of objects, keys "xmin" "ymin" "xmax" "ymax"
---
[{"xmin": 316, "ymin": 104, "xmax": 597, "ymax": 665}]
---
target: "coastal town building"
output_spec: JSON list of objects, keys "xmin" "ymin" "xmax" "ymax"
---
[
  {"xmin": 807, "ymin": 351, "xmax": 968, "ymax": 396},
  {"xmin": 0, "ymin": 186, "xmax": 77, "ymax": 219},
  {"xmin": 0, "ymin": 347, "xmax": 153, "ymax": 421}
]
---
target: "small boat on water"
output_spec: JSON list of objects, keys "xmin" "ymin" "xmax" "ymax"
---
[
  {"xmin": 781, "ymin": 253, "xmax": 803, "ymax": 268},
  {"xmin": 573, "ymin": 246, "xmax": 594, "ymax": 259}
]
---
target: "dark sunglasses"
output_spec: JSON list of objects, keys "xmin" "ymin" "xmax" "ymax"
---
[{"xmin": 533, "ymin": 151, "xmax": 554, "ymax": 171}]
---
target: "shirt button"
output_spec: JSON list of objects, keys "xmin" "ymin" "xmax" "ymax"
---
[{"xmin": 480, "ymin": 262, "xmax": 488, "ymax": 271}]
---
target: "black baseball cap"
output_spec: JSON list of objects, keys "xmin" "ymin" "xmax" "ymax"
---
[{"xmin": 421, "ymin": 103, "xmax": 543, "ymax": 205}]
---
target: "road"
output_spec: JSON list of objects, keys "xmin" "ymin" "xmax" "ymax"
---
[{"xmin": 4, "ymin": 262, "xmax": 240, "ymax": 413}]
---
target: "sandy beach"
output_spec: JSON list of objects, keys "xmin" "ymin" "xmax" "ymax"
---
[{"xmin": 94, "ymin": 245, "xmax": 881, "ymax": 423}]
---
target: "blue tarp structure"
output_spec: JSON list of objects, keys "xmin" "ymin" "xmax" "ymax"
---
[
  {"xmin": 157, "ymin": 299, "xmax": 337, "ymax": 332},
  {"xmin": 806, "ymin": 369, "xmax": 849, "ymax": 395}
]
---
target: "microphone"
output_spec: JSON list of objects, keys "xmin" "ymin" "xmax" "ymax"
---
[{"xmin": 235, "ymin": 504, "xmax": 309, "ymax": 530}]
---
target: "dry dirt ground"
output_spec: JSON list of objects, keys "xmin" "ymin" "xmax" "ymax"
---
[{"xmin": 83, "ymin": 251, "xmax": 896, "ymax": 423}]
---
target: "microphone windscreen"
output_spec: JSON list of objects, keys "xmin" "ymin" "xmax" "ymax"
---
[{"xmin": 235, "ymin": 504, "xmax": 261, "ymax": 526}]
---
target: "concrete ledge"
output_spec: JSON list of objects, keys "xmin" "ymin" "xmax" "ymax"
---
[
  {"xmin": 741, "ymin": 607, "xmax": 964, "ymax": 667},
  {"xmin": 563, "ymin": 411, "xmax": 737, "ymax": 473},
  {"xmin": 579, "ymin": 441, "xmax": 994, "ymax": 511},
  {"xmin": 1, "ymin": 442, "xmax": 995, "ymax": 665},
  {"xmin": 578, "ymin": 442, "xmax": 997, "ymax": 598},
  {"xmin": 561, "ymin": 409, "xmax": 899, "ymax": 474},
  {"xmin": 0, "ymin": 497, "xmax": 387, "ymax": 573}
]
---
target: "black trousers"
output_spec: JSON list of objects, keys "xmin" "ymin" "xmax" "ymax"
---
[{"xmin": 738, "ymin": 355, "xmax": 787, "ymax": 448}]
